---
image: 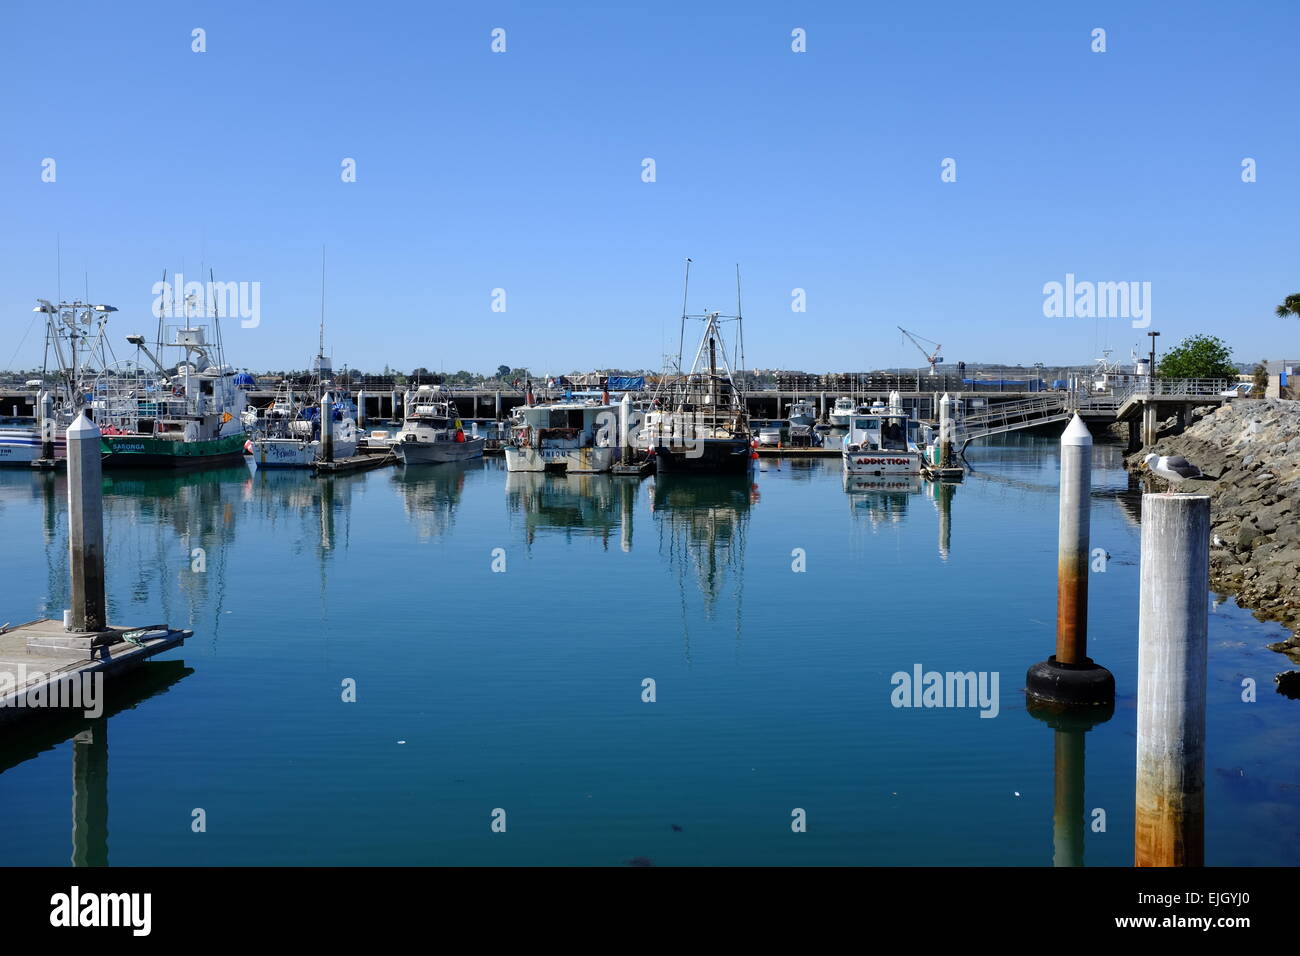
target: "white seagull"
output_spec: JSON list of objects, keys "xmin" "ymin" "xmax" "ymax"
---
[{"xmin": 1144, "ymin": 453, "xmax": 1212, "ymax": 483}]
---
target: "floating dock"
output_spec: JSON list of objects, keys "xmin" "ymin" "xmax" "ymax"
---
[
  {"xmin": 612, "ymin": 459, "xmax": 654, "ymax": 477},
  {"xmin": 755, "ymin": 446, "xmax": 841, "ymax": 458},
  {"xmin": 0, "ymin": 620, "xmax": 191, "ymax": 726},
  {"xmin": 313, "ymin": 453, "xmax": 396, "ymax": 474}
]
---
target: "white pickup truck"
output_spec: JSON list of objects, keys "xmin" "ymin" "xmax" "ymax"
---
[{"xmin": 1219, "ymin": 383, "xmax": 1253, "ymax": 397}]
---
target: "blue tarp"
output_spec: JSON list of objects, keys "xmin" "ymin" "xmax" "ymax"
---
[{"xmin": 606, "ymin": 376, "xmax": 645, "ymax": 390}]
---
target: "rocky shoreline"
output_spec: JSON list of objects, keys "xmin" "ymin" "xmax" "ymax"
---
[{"xmin": 1123, "ymin": 399, "xmax": 1300, "ymax": 666}]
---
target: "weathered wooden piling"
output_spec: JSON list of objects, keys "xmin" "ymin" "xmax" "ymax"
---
[
  {"xmin": 1135, "ymin": 493, "xmax": 1210, "ymax": 867},
  {"xmin": 494, "ymin": 390, "xmax": 502, "ymax": 420},
  {"xmin": 1026, "ymin": 415, "xmax": 1114, "ymax": 706},
  {"xmin": 67, "ymin": 412, "xmax": 106, "ymax": 633},
  {"xmin": 320, "ymin": 391, "xmax": 334, "ymax": 463}
]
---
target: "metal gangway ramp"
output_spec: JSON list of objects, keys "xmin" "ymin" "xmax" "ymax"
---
[{"xmin": 955, "ymin": 394, "xmax": 1072, "ymax": 450}]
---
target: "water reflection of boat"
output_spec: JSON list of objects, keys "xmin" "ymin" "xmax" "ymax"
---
[
  {"xmin": 505, "ymin": 470, "xmax": 622, "ymax": 548},
  {"xmin": 843, "ymin": 474, "xmax": 923, "ymax": 529},
  {"xmin": 393, "ymin": 458, "xmax": 476, "ymax": 539},
  {"xmin": 649, "ymin": 474, "xmax": 757, "ymax": 617}
]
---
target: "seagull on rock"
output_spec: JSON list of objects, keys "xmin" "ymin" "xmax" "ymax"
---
[{"xmin": 1144, "ymin": 453, "xmax": 1213, "ymax": 483}]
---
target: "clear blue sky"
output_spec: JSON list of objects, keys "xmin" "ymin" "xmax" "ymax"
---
[{"xmin": 3, "ymin": 0, "xmax": 1297, "ymax": 375}]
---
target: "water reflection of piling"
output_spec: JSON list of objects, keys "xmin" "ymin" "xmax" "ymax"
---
[
  {"xmin": 71, "ymin": 719, "xmax": 108, "ymax": 867},
  {"xmin": 1028, "ymin": 701, "xmax": 1113, "ymax": 867},
  {"xmin": 1135, "ymin": 493, "xmax": 1210, "ymax": 867}
]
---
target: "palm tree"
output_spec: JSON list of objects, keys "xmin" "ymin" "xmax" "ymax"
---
[{"xmin": 1275, "ymin": 294, "xmax": 1300, "ymax": 320}]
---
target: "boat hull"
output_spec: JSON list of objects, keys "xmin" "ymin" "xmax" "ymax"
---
[
  {"xmin": 504, "ymin": 444, "xmax": 615, "ymax": 473},
  {"xmin": 251, "ymin": 435, "xmax": 360, "ymax": 467},
  {"xmin": 100, "ymin": 432, "xmax": 248, "ymax": 470},
  {"xmin": 842, "ymin": 449, "xmax": 924, "ymax": 476},
  {"xmin": 653, "ymin": 438, "xmax": 754, "ymax": 474},
  {"xmin": 0, "ymin": 428, "xmax": 64, "ymax": 465},
  {"xmin": 395, "ymin": 437, "xmax": 486, "ymax": 465}
]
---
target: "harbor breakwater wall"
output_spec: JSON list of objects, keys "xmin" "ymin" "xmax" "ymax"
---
[{"xmin": 1126, "ymin": 399, "xmax": 1300, "ymax": 662}]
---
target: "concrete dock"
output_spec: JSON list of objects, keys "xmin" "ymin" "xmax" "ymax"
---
[{"xmin": 0, "ymin": 620, "xmax": 191, "ymax": 726}]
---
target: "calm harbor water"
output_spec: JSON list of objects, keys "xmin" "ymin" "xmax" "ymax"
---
[{"xmin": 1, "ymin": 434, "xmax": 1297, "ymax": 866}]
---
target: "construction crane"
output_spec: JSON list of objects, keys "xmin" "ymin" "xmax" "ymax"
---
[{"xmin": 897, "ymin": 327, "xmax": 943, "ymax": 376}]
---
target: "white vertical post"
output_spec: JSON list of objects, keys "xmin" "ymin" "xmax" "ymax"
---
[
  {"xmin": 67, "ymin": 412, "xmax": 106, "ymax": 632},
  {"xmin": 320, "ymin": 392, "xmax": 335, "ymax": 462},
  {"xmin": 1135, "ymin": 493, "xmax": 1210, "ymax": 867}
]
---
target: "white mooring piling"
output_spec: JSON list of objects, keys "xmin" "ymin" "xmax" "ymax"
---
[
  {"xmin": 39, "ymin": 389, "xmax": 55, "ymax": 460},
  {"xmin": 1135, "ymin": 493, "xmax": 1210, "ymax": 867},
  {"xmin": 66, "ymin": 412, "xmax": 106, "ymax": 633},
  {"xmin": 1026, "ymin": 415, "xmax": 1114, "ymax": 706},
  {"xmin": 320, "ymin": 391, "xmax": 334, "ymax": 463},
  {"xmin": 619, "ymin": 392, "xmax": 632, "ymax": 464},
  {"xmin": 938, "ymin": 393, "xmax": 953, "ymax": 467}
]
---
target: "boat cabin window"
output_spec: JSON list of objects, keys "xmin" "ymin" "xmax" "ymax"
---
[
  {"xmin": 880, "ymin": 418, "xmax": 907, "ymax": 450},
  {"xmin": 549, "ymin": 410, "xmax": 584, "ymax": 429}
]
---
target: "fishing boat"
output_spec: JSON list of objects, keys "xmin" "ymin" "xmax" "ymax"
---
[
  {"xmin": 787, "ymin": 399, "xmax": 817, "ymax": 427},
  {"xmin": 644, "ymin": 261, "xmax": 754, "ymax": 475},
  {"xmin": 502, "ymin": 396, "xmax": 616, "ymax": 472},
  {"xmin": 842, "ymin": 394, "xmax": 924, "ymax": 476},
  {"xmin": 246, "ymin": 287, "xmax": 358, "ymax": 467},
  {"xmin": 247, "ymin": 389, "xmax": 359, "ymax": 467},
  {"xmin": 95, "ymin": 281, "xmax": 248, "ymax": 469},
  {"xmin": 394, "ymin": 385, "xmax": 486, "ymax": 465},
  {"xmin": 0, "ymin": 299, "xmax": 118, "ymax": 466},
  {"xmin": 828, "ymin": 396, "xmax": 855, "ymax": 427}
]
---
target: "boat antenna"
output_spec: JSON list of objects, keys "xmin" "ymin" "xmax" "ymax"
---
[
  {"xmin": 319, "ymin": 244, "xmax": 327, "ymax": 363},
  {"xmin": 678, "ymin": 257, "xmax": 692, "ymax": 370}
]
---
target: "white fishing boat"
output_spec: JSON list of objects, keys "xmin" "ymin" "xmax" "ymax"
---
[
  {"xmin": 247, "ymin": 258, "xmax": 358, "ymax": 468},
  {"xmin": 394, "ymin": 385, "xmax": 486, "ymax": 465},
  {"xmin": 842, "ymin": 394, "xmax": 924, "ymax": 476},
  {"xmin": 828, "ymin": 396, "xmax": 855, "ymax": 427},
  {"xmin": 248, "ymin": 391, "xmax": 358, "ymax": 467},
  {"xmin": 503, "ymin": 398, "xmax": 617, "ymax": 472},
  {"xmin": 787, "ymin": 399, "xmax": 817, "ymax": 426},
  {"xmin": 1, "ymin": 299, "xmax": 117, "ymax": 466}
]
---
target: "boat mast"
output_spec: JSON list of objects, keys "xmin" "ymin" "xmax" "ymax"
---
[
  {"xmin": 734, "ymin": 264, "xmax": 745, "ymax": 397},
  {"xmin": 677, "ymin": 257, "xmax": 692, "ymax": 373}
]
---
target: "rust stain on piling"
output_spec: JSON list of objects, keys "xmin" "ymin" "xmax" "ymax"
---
[
  {"xmin": 1055, "ymin": 556, "xmax": 1087, "ymax": 664},
  {"xmin": 1135, "ymin": 782, "xmax": 1205, "ymax": 867}
]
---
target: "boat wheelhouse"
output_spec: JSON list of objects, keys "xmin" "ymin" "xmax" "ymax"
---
[
  {"xmin": 828, "ymin": 396, "xmax": 855, "ymax": 427},
  {"xmin": 787, "ymin": 399, "xmax": 817, "ymax": 427},
  {"xmin": 503, "ymin": 399, "xmax": 616, "ymax": 473},
  {"xmin": 394, "ymin": 385, "xmax": 486, "ymax": 465},
  {"xmin": 841, "ymin": 399, "xmax": 924, "ymax": 476}
]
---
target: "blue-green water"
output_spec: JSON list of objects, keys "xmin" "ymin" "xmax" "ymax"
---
[{"xmin": 1, "ymin": 435, "xmax": 1297, "ymax": 866}]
